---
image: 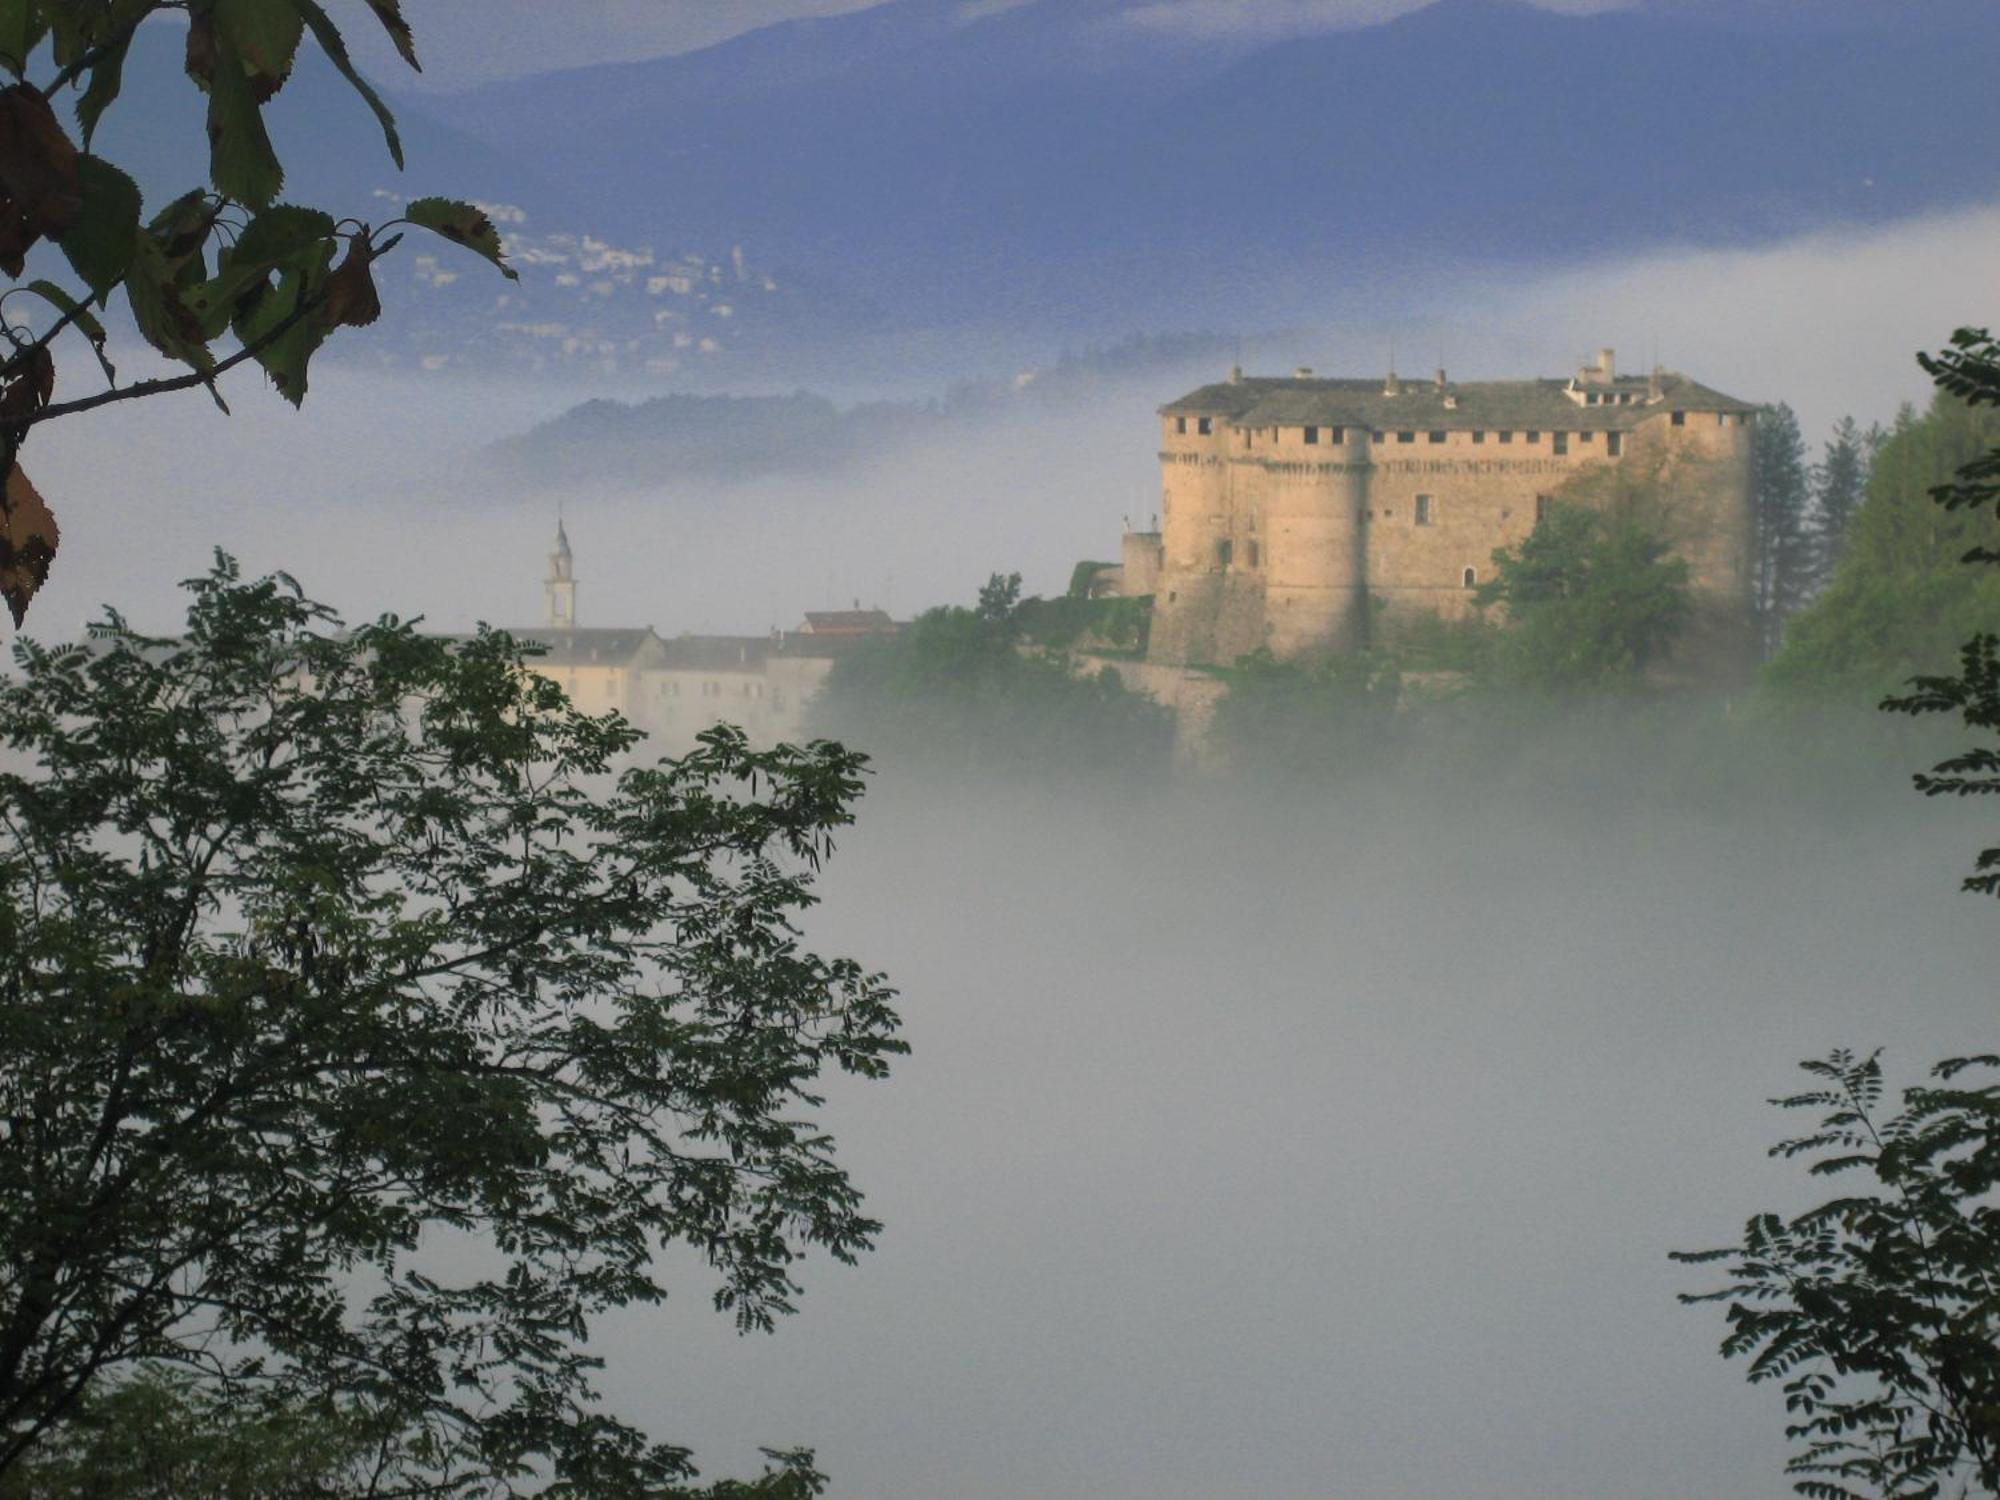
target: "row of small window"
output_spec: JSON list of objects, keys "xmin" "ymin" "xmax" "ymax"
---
[
  {"xmin": 1214, "ymin": 537, "xmax": 1482, "ymax": 589},
  {"xmin": 656, "ymin": 680, "xmax": 770, "ymax": 701},
  {"xmin": 1214, "ymin": 492, "xmax": 1554, "ymax": 562},
  {"xmin": 1173, "ymin": 416, "xmax": 1631, "ymax": 455}
]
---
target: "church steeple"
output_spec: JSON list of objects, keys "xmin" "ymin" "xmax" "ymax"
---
[{"xmin": 545, "ymin": 521, "xmax": 576, "ymax": 629}]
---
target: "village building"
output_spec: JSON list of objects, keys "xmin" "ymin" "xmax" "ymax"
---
[{"xmin": 512, "ymin": 524, "xmax": 894, "ymax": 752}]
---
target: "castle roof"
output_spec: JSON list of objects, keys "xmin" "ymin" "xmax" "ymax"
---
[{"xmin": 1161, "ymin": 372, "xmax": 1755, "ymax": 432}]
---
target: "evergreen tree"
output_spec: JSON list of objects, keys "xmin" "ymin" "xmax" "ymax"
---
[
  {"xmin": 1809, "ymin": 414, "xmax": 1873, "ymax": 592},
  {"xmin": 1752, "ymin": 402, "xmax": 1815, "ymax": 654}
]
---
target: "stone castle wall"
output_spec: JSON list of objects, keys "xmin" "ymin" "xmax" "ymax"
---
[{"xmin": 1148, "ymin": 397, "xmax": 1755, "ymax": 675}]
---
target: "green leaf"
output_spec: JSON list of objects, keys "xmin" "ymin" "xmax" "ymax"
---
[
  {"xmin": 125, "ymin": 232, "xmax": 213, "ymax": 371},
  {"xmin": 290, "ymin": 0, "xmax": 402, "ymax": 169},
  {"xmin": 52, "ymin": 153, "xmax": 139, "ymax": 304},
  {"xmin": 404, "ymin": 196, "xmax": 517, "ymax": 280},
  {"xmin": 214, "ymin": 0, "xmax": 304, "ymax": 92},
  {"xmin": 230, "ymin": 244, "xmax": 330, "ymax": 405},
  {"xmin": 358, "ymin": 0, "xmax": 417, "ymax": 71},
  {"xmin": 0, "ymin": 1, "xmax": 46, "ymax": 78},
  {"xmin": 22, "ymin": 277, "xmax": 115, "ymax": 383},
  {"xmin": 185, "ymin": 203, "xmax": 334, "ymax": 336},
  {"xmin": 205, "ymin": 30, "xmax": 282, "ymax": 206},
  {"xmin": 73, "ymin": 29, "xmax": 129, "ymax": 147}
]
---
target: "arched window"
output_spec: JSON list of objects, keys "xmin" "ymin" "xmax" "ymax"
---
[
  {"xmin": 1463, "ymin": 567, "xmax": 1477, "ymax": 589},
  {"xmin": 1215, "ymin": 538, "xmax": 1233, "ymax": 568}
]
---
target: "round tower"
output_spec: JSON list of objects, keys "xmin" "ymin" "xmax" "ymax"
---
[{"xmin": 1263, "ymin": 426, "xmax": 1369, "ymax": 657}]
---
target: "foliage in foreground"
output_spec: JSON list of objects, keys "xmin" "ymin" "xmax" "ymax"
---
[
  {"xmin": 0, "ymin": 558, "xmax": 903, "ymax": 1495},
  {"xmin": 0, "ymin": 2, "xmax": 516, "ymax": 624},
  {"xmin": 1674, "ymin": 1052, "xmax": 2000, "ymax": 1500}
]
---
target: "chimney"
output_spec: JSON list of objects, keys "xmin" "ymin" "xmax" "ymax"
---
[
  {"xmin": 1648, "ymin": 364, "xmax": 1664, "ymax": 401},
  {"xmin": 1598, "ymin": 347, "xmax": 1616, "ymax": 381},
  {"xmin": 1295, "ymin": 365, "xmax": 1314, "ymax": 379}
]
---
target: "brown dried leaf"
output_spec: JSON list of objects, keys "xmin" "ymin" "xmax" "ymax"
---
[
  {"xmin": 0, "ymin": 85, "xmax": 80, "ymax": 252},
  {"xmin": 320, "ymin": 238, "xmax": 380, "ymax": 328},
  {"xmin": 0, "ymin": 346, "xmax": 54, "ymax": 419},
  {"xmin": 0, "ymin": 462, "xmax": 58, "ymax": 627},
  {"xmin": 185, "ymin": 12, "xmax": 218, "ymax": 86}
]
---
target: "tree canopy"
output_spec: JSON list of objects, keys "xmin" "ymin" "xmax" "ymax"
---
[
  {"xmin": 0, "ymin": 2, "xmax": 516, "ymax": 625},
  {"xmin": 0, "ymin": 557, "xmax": 904, "ymax": 1496},
  {"xmin": 1765, "ymin": 393, "xmax": 2000, "ymax": 701}
]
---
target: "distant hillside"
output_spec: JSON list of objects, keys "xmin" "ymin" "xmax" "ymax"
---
[
  {"xmin": 491, "ymin": 333, "xmax": 1238, "ymax": 486},
  {"xmin": 427, "ymin": 0, "xmax": 2000, "ymax": 333},
  {"xmin": 73, "ymin": 1, "xmax": 2000, "ymax": 375}
]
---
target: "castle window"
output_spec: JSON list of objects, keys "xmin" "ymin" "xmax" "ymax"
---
[
  {"xmin": 1552, "ymin": 432, "xmax": 1568, "ymax": 455},
  {"xmin": 1371, "ymin": 430, "xmax": 1384, "ymax": 442},
  {"xmin": 1175, "ymin": 416, "xmax": 1187, "ymax": 434},
  {"xmin": 1198, "ymin": 417, "xmax": 1212, "ymax": 435},
  {"xmin": 1304, "ymin": 426, "xmax": 1319, "ymax": 445},
  {"xmin": 1498, "ymin": 431, "xmax": 1514, "ymax": 444},
  {"xmin": 1415, "ymin": 494, "xmax": 1434, "ymax": 526},
  {"xmin": 1671, "ymin": 410, "xmax": 1686, "ymax": 427},
  {"xmin": 1580, "ymin": 430, "xmax": 1595, "ymax": 443},
  {"xmin": 1397, "ymin": 431, "xmax": 1415, "ymax": 444},
  {"xmin": 1330, "ymin": 426, "xmax": 1344, "ymax": 444},
  {"xmin": 1246, "ymin": 540, "xmax": 1261, "ymax": 568},
  {"xmin": 1607, "ymin": 431, "xmax": 1622, "ymax": 457},
  {"xmin": 1463, "ymin": 567, "xmax": 1477, "ymax": 589},
  {"xmin": 1526, "ymin": 430, "xmax": 1541, "ymax": 444},
  {"xmin": 1429, "ymin": 431, "xmax": 1446, "ymax": 444},
  {"xmin": 1215, "ymin": 539, "xmax": 1232, "ymax": 568},
  {"xmin": 1472, "ymin": 431, "xmax": 1486, "ymax": 444},
  {"xmin": 1535, "ymin": 493, "xmax": 1552, "ymax": 522}
]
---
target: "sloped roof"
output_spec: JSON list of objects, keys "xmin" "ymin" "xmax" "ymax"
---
[
  {"xmin": 1161, "ymin": 372, "xmax": 1755, "ymax": 432},
  {"xmin": 800, "ymin": 609, "xmax": 896, "ymax": 635},
  {"xmin": 655, "ymin": 635, "xmax": 771, "ymax": 672},
  {"xmin": 511, "ymin": 627, "xmax": 667, "ymax": 667}
]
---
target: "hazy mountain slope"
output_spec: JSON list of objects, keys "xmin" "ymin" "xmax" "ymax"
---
[{"xmin": 415, "ymin": 0, "xmax": 2000, "ymax": 333}]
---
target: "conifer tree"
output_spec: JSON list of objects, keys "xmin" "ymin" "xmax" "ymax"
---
[
  {"xmin": 1809, "ymin": 415, "xmax": 1873, "ymax": 592},
  {"xmin": 1752, "ymin": 402, "xmax": 1815, "ymax": 655}
]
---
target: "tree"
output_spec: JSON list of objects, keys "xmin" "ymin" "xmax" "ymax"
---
[
  {"xmin": 0, "ymin": 1366, "xmax": 387, "ymax": 1499},
  {"xmin": 1754, "ymin": 402, "xmax": 1816, "ymax": 654},
  {"xmin": 1476, "ymin": 501, "xmax": 1691, "ymax": 692},
  {"xmin": 1811, "ymin": 415, "xmax": 1877, "ymax": 593},
  {"xmin": 0, "ymin": 3, "xmax": 516, "ymax": 625},
  {"xmin": 1763, "ymin": 395, "xmax": 2000, "ymax": 702},
  {"xmin": 816, "ymin": 572, "xmax": 1173, "ymax": 774},
  {"xmin": 0, "ymin": 557, "xmax": 904, "ymax": 1495},
  {"xmin": 1673, "ymin": 1051, "xmax": 2000, "ymax": 1500}
]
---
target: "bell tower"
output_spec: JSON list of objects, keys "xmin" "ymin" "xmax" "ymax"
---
[{"xmin": 545, "ymin": 520, "xmax": 577, "ymax": 629}]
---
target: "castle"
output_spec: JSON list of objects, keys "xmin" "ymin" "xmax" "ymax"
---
[{"xmin": 1111, "ymin": 350, "xmax": 1758, "ymax": 675}]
